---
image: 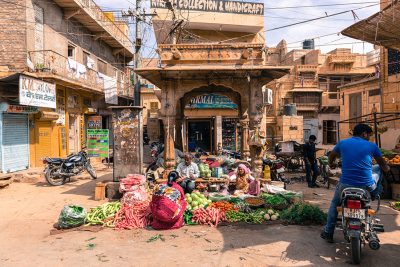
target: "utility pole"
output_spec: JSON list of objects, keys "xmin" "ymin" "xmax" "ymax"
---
[{"xmin": 122, "ymin": 1, "xmax": 155, "ymax": 106}]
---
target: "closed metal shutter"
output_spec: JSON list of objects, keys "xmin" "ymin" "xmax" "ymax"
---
[
  {"xmin": 2, "ymin": 114, "xmax": 29, "ymax": 173},
  {"xmin": 35, "ymin": 121, "xmax": 52, "ymax": 167}
]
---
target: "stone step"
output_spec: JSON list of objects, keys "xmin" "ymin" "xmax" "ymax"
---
[{"xmin": 0, "ymin": 175, "xmax": 12, "ymax": 188}]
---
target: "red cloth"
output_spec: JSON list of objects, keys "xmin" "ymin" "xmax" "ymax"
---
[{"xmin": 150, "ymin": 182, "xmax": 187, "ymax": 230}]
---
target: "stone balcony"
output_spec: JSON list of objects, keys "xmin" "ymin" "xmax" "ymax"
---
[
  {"xmin": 321, "ymin": 92, "xmax": 340, "ymax": 107},
  {"xmin": 27, "ymin": 50, "xmax": 133, "ymax": 98},
  {"xmin": 53, "ymin": 0, "xmax": 134, "ymax": 57},
  {"xmin": 296, "ymin": 103, "xmax": 320, "ymax": 111},
  {"xmin": 295, "ymin": 65, "xmax": 318, "ymax": 73},
  {"xmin": 328, "ymin": 54, "xmax": 356, "ymax": 65},
  {"xmin": 158, "ymin": 43, "xmax": 265, "ymax": 65},
  {"xmin": 293, "ymin": 79, "xmax": 318, "ymax": 88}
]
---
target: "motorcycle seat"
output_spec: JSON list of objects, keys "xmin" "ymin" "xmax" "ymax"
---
[{"xmin": 47, "ymin": 158, "xmax": 63, "ymax": 164}]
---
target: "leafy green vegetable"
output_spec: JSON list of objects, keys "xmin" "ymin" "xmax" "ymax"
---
[
  {"xmin": 280, "ymin": 203, "xmax": 327, "ymax": 225},
  {"xmin": 226, "ymin": 210, "xmax": 267, "ymax": 224},
  {"xmin": 380, "ymin": 148, "xmax": 393, "ymax": 157},
  {"xmin": 147, "ymin": 234, "xmax": 165, "ymax": 243}
]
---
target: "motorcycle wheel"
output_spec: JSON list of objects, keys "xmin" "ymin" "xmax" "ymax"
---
[
  {"xmin": 351, "ymin": 236, "xmax": 362, "ymax": 264},
  {"xmin": 86, "ymin": 164, "xmax": 97, "ymax": 179},
  {"xmin": 45, "ymin": 167, "xmax": 66, "ymax": 186}
]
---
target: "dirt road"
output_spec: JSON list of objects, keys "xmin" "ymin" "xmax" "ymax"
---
[{"xmin": 0, "ymin": 170, "xmax": 399, "ymax": 267}]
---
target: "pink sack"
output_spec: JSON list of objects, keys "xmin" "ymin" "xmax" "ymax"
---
[
  {"xmin": 150, "ymin": 183, "xmax": 187, "ymax": 230},
  {"xmin": 247, "ymin": 179, "xmax": 261, "ymax": 196},
  {"xmin": 119, "ymin": 174, "xmax": 146, "ymax": 193}
]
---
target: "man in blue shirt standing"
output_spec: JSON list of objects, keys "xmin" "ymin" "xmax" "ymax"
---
[{"xmin": 321, "ymin": 124, "xmax": 389, "ymax": 243}]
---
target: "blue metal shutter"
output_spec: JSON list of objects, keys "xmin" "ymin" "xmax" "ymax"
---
[{"xmin": 2, "ymin": 114, "xmax": 29, "ymax": 173}]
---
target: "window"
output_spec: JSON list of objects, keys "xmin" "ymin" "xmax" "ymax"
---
[
  {"xmin": 323, "ymin": 120, "xmax": 337, "ymax": 145},
  {"xmin": 294, "ymin": 92, "xmax": 320, "ymax": 104},
  {"xmin": 67, "ymin": 45, "xmax": 75, "ymax": 59},
  {"xmin": 388, "ymin": 48, "xmax": 400, "ymax": 76},
  {"xmin": 98, "ymin": 59, "xmax": 107, "ymax": 75},
  {"xmin": 369, "ymin": 89, "xmax": 381, "ymax": 96}
]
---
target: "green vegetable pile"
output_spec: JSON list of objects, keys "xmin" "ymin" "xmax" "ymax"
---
[
  {"xmin": 280, "ymin": 203, "xmax": 327, "ymax": 225},
  {"xmin": 262, "ymin": 193, "xmax": 289, "ymax": 209},
  {"xmin": 58, "ymin": 205, "xmax": 87, "ymax": 229},
  {"xmin": 380, "ymin": 148, "xmax": 393, "ymax": 157},
  {"xmin": 186, "ymin": 192, "xmax": 212, "ymax": 211},
  {"xmin": 234, "ymin": 201, "xmax": 252, "ymax": 213},
  {"xmin": 184, "ymin": 210, "xmax": 197, "ymax": 225},
  {"xmin": 85, "ymin": 202, "xmax": 121, "ymax": 227},
  {"xmin": 199, "ymin": 163, "xmax": 212, "ymax": 178},
  {"xmin": 226, "ymin": 210, "xmax": 267, "ymax": 224},
  {"xmin": 394, "ymin": 202, "xmax": 400, "ymax": 210}
]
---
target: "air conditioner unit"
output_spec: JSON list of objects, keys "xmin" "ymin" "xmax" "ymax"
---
[{"xmin": 263, "ymin": 88, "xmax": 273, "ymax": 105}]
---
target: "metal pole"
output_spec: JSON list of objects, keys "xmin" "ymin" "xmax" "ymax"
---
[
  {"xmin": 134, "ymin": 0, "xmax": 142, "ymax": 106},
  {"xmin": 373, "ymin": 112, "xmax": 379, "ymax": 146}
]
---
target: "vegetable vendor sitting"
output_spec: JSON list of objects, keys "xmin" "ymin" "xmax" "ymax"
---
[
  {"xmin": 176, "ymin": 153, "xmax": 199, "ymax": 193},
  {"xmin": 229, "ymin": 164, "xmax": 260, "ymax": 196}
]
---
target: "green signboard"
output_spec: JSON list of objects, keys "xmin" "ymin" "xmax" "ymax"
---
[{"xmin": 87, "ymin": 129, "xmax": 109, "ymax": 158}]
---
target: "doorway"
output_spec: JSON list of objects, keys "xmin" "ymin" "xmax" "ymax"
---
[
  {"xmin": 68, "ymin": 115, "xmax": 80, "ymax": 154},
  {"xmin": 35, "ymin": 121, "xmax": 52, "ymax": 167},
  {"xmin": 187, "ymin": 120, "xmax": 212, "ymax": 152}
]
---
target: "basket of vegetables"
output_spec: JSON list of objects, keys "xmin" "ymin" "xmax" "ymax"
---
[{"xmin": 244, "ymin": 197, "xmax": 265, "ymax": 208}]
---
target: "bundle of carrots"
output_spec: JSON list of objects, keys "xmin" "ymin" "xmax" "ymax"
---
[
  {"xmin": 209, "ymin": 201, "xmax": 238, "ymax": 213},
  {"xmin": 191, "ymin": 207, "xmax": 227, "ymax": 227},
  {"xmin": 114, "ymin": 201, "xmax": 151, "ymax": 230}
]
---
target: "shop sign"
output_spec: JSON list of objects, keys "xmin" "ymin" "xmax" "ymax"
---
[
  {"xmin": 6, "ymin": 105, "xmax": 38, "ymax": 114},
  {"xmin": 19, "ymin": 75, "xmax": 56, "ymax": 109},
  {"xmin": 87, "ymin": 116, "xmax": 102, "ymax": 129},
  {"xmin": 185, "ymin": 93, "xmax": 238, "ymax": 109},
  {"xmin": 87, "ymin": 129, "xmax": 109, "ymax": 158},
  {"xmin": 150, "ymin": 0, "xmax": 264, "ymax": 15}
]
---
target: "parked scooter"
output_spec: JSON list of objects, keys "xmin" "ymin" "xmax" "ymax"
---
[{"xmin": 43, "ymin": 148, "xmax": 97, "ymax": 186}]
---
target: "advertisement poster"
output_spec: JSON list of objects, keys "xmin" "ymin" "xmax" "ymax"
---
[
  {"xmin": 87, "ymin": 129, "xmax": 109, "ymax": 158},
  {"xmin": 19, "ymin": 75, "xmax": 56, "ymax": 108},
  {"xmin": 87, "ymin": 116, "xmax": 102, "ymax": 129}
]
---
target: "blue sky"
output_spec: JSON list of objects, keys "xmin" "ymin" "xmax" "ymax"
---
[{"xmin": 95, "ymin": 0, "xmax": 380, "ymax": 57}]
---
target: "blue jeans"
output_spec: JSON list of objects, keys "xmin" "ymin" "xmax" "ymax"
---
[
  {"xmin": 324, "ymin": 182, "xmax": 381, "ymax": 234},
  {"xmin": 305, "ymin": 160, "xmax": 319, "ymax": 186}
]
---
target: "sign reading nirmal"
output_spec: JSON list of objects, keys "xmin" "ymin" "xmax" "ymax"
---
[
  {"xmin": 150, "ymin": 0, "xmax": 264, "ymax": 15},
  {"xmin": 19, "ymin": 75, "xmax": 56, "ymax": 109}
]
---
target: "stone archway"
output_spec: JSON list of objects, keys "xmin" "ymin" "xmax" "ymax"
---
[{"xmin": 177, "ymin": 84, "xmax": 242, "ymax": 154}]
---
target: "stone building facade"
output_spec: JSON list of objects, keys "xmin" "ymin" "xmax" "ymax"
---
[
  {"xmin": 136, "ymin": 0, "xmax": 290, "ymax": 177},
  {"xmin": 0, "ymin": 0, "xmax": 134, "ymax": 171}
]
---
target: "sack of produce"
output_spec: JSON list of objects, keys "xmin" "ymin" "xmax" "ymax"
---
[
  {"xmin": 119, "ymin": 174, "xmax": 146, "ymax": 193},
  {"xmin": 58, "ymin": 205, "xmax": 87, "ymax": 229},
  {"xmin": 151, "ymin": 183, "xmax": 187, "ymax": 230}
]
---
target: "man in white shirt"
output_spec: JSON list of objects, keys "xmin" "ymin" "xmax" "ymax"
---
[{"xmin": 176, "ymin": 153, "xmax": 199, "ymax": 193}]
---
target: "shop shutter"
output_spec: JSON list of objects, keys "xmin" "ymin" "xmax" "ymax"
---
[
  {"xmin": 35, "ymin": 121, "xmax": 52, "ymax": 167},
  {"xmin": 2, "ymin": 114, "xmax": 29, "ymax": 173}
]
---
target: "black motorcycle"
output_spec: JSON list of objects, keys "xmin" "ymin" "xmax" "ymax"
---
[
  {"xmin": 338, "ymin": 187, "xmax": 384, "ymax": 264},
  {"xmin": 43, "ymin": 149, "xmax": 97, "ymax": 186}
]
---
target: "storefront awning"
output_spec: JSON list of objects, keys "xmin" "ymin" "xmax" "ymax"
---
[
  {"xmin": 342, "ymin": 1, "xmax": 400, "ymax": 50},
  {"xmin": 135, "ymin": 65, "xmax": 291, "ymax": 89}
]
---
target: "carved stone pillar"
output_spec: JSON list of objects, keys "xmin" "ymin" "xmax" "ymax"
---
[
  {"xmin": 249, "ymin": 122, "xmax": 264, "ymax": 180},
  {"xmin": 163, "ymin": 116, "xmax": 176, "ymax": 171},
  {"xmin": 240, "ymin": 119, "xmax": 250, "ymax": 159}
]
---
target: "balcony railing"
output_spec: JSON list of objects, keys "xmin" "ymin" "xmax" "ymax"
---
[
  {"xmin": 295, "ymin": 65, "xmax": 318, "ymax": 73},
  {"xmin": 321, "ymin": 92, "xmax": 340, "ymax": 107},
  {"xmin": 295, "ymin": 103, "xmax": 320, "ymax": 111},
  {"xmin": 294, "ymin": 79, "xmax": 318, "ymax": 88},
  {"xmin": 328, "ymin": 54, "xmax": 356, "ymax": 64},
  {"xmin": 78, "ymin": 0, "xmax": 132, "ymax": 49},
  {"xmin": 28, "ymin": 50, "xmax": 132, "ymax": 98}
]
